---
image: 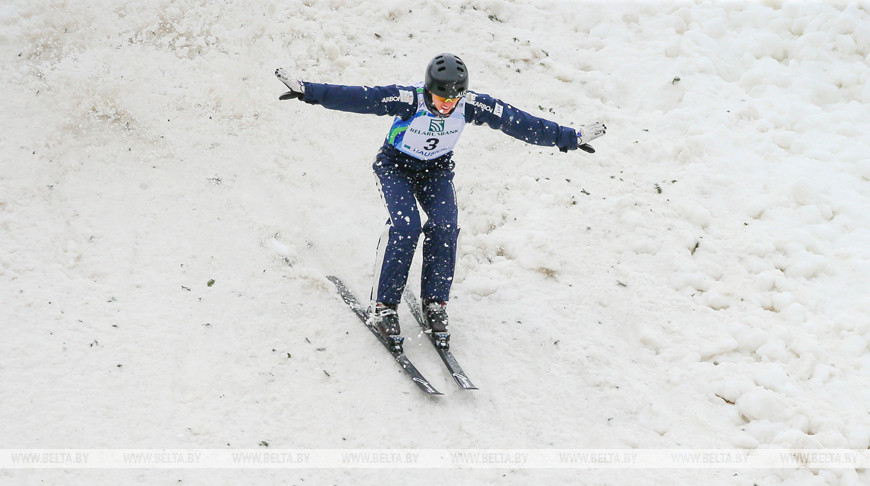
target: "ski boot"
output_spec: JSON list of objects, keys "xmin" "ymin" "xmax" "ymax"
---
[
  {"xmin": 371, "ymin": 303, "xmax": 403, "ymax": 352},
  {"xmin": 423, "ymin": 300, "xmax": 450, "ymax": 350}
]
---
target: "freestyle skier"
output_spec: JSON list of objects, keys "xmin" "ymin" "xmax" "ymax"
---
[{"xmin": 276, "ymin": 53, "xmax": 606, "ymax": 352}]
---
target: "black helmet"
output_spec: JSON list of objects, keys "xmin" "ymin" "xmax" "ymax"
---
[{"xmin": 425, "ymin": 53, "xmax": 469, "ymax": 98}]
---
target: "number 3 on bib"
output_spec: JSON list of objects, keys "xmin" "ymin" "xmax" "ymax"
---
[{"xmin": 423, "ymin": 138, "xmax": 439, "ymax": 150}]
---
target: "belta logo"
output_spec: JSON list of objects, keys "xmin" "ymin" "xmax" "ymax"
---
[{"xmin": 429, "ymin": 119, "xmax": 445, "ymax": 132}]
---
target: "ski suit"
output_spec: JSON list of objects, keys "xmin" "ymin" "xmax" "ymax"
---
[{"xmin": 298, "ymin": 81, "xmax": 581, "ymax": 305}]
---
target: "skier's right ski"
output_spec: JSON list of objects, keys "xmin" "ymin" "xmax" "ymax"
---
[{"xmin": 326, "ymin": 276, "xmax": 442, "ymax": 396}]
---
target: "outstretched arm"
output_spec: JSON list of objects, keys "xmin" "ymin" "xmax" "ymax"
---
[
  {"xmin": 275, "ymin": 68, "xmax": 417, "ymax": 119},
  {"xmin": 465, "ymin": 91, "xmax": 605, "ymax": 153}
]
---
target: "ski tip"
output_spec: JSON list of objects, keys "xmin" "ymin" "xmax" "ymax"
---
[
  {"xmin": 453, "ymin": 374, "xmax": 478, "ymax": 390},
  {"xmin": 412, "ymin": 378, "xmax": 443, "ymax": 395}
]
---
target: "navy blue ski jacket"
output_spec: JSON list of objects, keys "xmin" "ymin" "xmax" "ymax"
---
[{"xmin": 298, "ymin": 81, "xmax": 580, "ymax": 165}]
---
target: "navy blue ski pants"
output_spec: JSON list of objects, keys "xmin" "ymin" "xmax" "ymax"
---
[{"xmin": 371, "ymin": 155, "xmax": 459, "ymax": 306}]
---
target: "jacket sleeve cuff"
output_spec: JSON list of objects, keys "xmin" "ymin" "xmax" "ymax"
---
[{"xmin": 557, "ymin": 127, "xmax": 579, "ymax": 152}]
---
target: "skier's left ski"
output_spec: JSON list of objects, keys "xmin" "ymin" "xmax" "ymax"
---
[
  {"xmin": 403, "ymin": 289, "xmax": 478, "ymax": 390},
  {"xmin": 327, "ymin": 276, "xmax": 442, "ymax": 395}
]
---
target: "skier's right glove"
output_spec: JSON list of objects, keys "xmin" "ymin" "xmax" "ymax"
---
[
  {"xmin": 577, "ymin": 121, "xmax": 607, "ymax": 153},
  {"xmin": 275, "ymin": 68, "xmax": 305, "ymax": 100}
]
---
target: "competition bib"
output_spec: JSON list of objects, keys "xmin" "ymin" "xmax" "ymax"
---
[{"xmin": 386, "ymin": 85, "xmax": 466, "ymax": 160}]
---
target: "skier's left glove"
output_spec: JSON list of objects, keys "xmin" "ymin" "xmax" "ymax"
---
[
  {"xmin": 275, "ymin": 68, "xmax": 305, "ymax": 100},
  {"xmin": 577, "ymin": 121, "xmax": 607, "ymax": 153}
]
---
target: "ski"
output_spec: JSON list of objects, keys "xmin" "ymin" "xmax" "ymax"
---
[
  {"xmin": 326, "ymin": 276, "xmax": 442, "ymax": 396},
  {"xmin": 403, "ymin": 289, "xmax": 478, "ymax": 390}
]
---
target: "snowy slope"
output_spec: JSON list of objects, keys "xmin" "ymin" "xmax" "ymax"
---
[{"xmin": 2, "ymin": 0, "xmax": 870, "ymax": 484}]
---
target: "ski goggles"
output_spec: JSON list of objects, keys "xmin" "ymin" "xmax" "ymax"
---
[{"xmin": 431, "ymin": 93, "xmax": 461, "ymax": 108}]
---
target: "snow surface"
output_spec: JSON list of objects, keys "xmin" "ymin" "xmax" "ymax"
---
[{"xmin": 2, "ymin": 0, "xmax": 870, "ymax": 484}]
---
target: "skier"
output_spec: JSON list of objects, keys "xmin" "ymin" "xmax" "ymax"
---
[{"xmin": 276, "ymin": 53, "xmax": 606, "ymax": 351}]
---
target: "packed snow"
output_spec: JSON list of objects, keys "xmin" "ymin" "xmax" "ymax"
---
[{"xmin": 2, "ymin": 0, "xmax": 870, "ymax": 484}]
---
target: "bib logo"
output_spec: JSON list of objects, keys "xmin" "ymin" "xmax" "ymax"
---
[{"xmin": 428, "ymin": 119, "xmax": 445, "ymax": 132}]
